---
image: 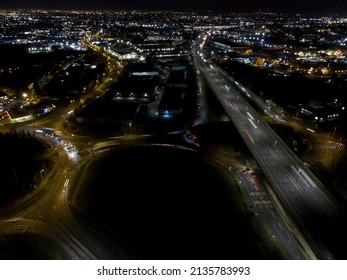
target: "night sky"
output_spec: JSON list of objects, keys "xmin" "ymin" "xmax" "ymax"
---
[{"xmin": 0, "ymin": 0, "xmax": 346, "ymax": 16}]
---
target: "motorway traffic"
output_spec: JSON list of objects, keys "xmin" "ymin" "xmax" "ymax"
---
[
  {"xmin": 193, "ymin": 35, "xmax": 347, "ymax": 259},
  {"xmin": 237, "ymin": 167, "xmax": 305, "ymax": 259}
]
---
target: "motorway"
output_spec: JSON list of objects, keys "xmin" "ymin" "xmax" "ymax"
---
[
  {"xmin": 237, "ymin": 168, "xmax": 305, "ymax": 259},
  {"xmin": 193, "ymin": 36, "xmax": 347, "ymax": 259}
]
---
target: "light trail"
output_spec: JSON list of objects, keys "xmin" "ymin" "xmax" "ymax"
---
[
  {"xmin": 247, "ymin": 111, "xmax": 254, "ymax": 120},
  {"xmin": 63, "ymin": 178, "xmax": 70, "ymax": 188},
  {"xmin": 248, "ymin": 118, "xmax": 258, "ymax": 129},
  {"xmin": 243, "ymin": 130, "xmax": 255, "ymax": 144},
  {"xmin": 299, "ymin": 168, "xmax": 318, "ymax": 189}
]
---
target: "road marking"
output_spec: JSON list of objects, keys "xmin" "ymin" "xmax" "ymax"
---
[
  {"xmin": 299, "ymin": 168, "xmax": 318, "ymax": 188},
  {"xmin": 64, "ymin": 179, "xmax": 70, "ymax": 188},
  {"xmin": 278, "ymin": 222, "xmax": 284, "ymax": 231}
]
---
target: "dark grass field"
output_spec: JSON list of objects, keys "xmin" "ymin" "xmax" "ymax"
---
[{"xmin": 73, "ymin": 145, "xmax": 261, "ymax": 259}]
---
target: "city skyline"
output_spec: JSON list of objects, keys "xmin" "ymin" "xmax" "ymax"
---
[{"xmin": 1, "ymin": 0, "xmax": 346, "ymax": 16}]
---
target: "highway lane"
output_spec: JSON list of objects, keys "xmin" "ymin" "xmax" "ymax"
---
[
  {"xmin": 193, "ymin": 65, "xmax": 209, "ymax": 125},
  {"xmin": 237, "ymin": 168, "xmax": 305, "ymax": 259},
  {"xmin": 193, "ymin": 40, "xmax": 347, "ymax": 259},
  {"xmin": 192, "ymin": 45, "xmax": 309, "ymax": 259},
  {"xmin": 219, "ymin": 67, "xmax": 344, "ymax": 177}
]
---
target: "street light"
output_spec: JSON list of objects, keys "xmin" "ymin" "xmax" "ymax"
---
[{"xmin": 129, "ymin": 121, "xmax": 132, "ymax": 133}]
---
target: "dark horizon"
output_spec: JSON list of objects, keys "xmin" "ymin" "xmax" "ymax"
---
[{"xmin": 0, "ymin": 0, "xmax": 346, "ymax": 16}]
